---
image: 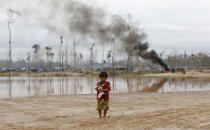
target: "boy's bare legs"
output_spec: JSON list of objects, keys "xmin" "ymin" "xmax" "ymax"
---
[
  {"xmin": 103, "ymin": 110, "xmax": 107, "ymax": 118},
  {"xmin": 98, "ymin": 110, "xmax": 102, "ymax": 118}
]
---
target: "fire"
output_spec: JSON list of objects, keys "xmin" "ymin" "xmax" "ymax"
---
[{"xmin": 167, "ymin": 70, "xmax": 171, "ymax": 73}]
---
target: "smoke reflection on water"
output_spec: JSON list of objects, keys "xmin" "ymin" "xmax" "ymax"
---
[{"xmin": 0, "ymin": 77, "xmax": 210, "ymax": 98}]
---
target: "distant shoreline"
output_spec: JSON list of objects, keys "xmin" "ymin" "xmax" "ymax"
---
[{"xmin": 0, "ymin": 71, "xmax": 210, "ymax": 78}]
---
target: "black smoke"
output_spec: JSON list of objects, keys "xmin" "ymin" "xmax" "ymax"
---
[
  {"xmin": 140, "ymin": 50, "xmax": 169, "ymax": 71},
  {"xmin": 5, "ymin": 0, "xmax": 169, "ymax": 70},
  {"xmin": 42, "ymin": 0, "xmax": 169, "ymax": 70}
]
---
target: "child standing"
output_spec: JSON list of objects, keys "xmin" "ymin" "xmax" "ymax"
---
[{"xmin": 95, "ymin": 72, "xmax": 111, "ymax": 118}]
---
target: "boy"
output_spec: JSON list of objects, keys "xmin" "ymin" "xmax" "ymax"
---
[{"xmin": 95, "ymin": 72, "xmax": 111, "ymax": 118}]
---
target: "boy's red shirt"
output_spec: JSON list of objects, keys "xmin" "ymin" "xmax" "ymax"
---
[{"xmin": 96, "ymin": 81, "xmax": 111, "ymax": 100}]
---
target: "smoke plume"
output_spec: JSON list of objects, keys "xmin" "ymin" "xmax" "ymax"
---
[
  {"xmin": 2, "ymin": 0, "xmax": 169, "ymax": 70},
  {"xmin": 7, "ymin": 8, "xmax": 21, "ymax": 16}
]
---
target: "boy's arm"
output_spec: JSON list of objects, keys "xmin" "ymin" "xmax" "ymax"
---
[
  {"xmin": 102, "ymin": 82, "xmax": 111, "ymax": 92},
  {"xmin": 102, "ymin": 88, "xmax": 110, "ymax": 92}
]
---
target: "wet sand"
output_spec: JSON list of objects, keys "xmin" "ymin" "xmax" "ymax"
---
[{"xmin": 1, "ymin": 92, "xmax": 210, "ymax": 129}]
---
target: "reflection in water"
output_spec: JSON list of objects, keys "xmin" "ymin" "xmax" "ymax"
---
[
  {"xmin": 0, "ymin": 77, "xmax": 210, "ymax": 98},
  {"xmin": 7, "ymin": 77, "xmax": 12, "ymax": 98},
  {"xmin": 66, "ymin": 77, "xmax": 68, "ymax": 96},
  {"xmin": 140, "ymin": 79, "xmax": 167, "ymax": 92},
  {"xmin": 112, "ymin": 76, "xmax": 115, "ymax": 93},
  {"xmin": 28, "ymin": 76, "xmax": 30, "ymax": 96}
]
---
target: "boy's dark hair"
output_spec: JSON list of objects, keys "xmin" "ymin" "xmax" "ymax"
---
[{"xmin": 99, "ymin": 71, "xmax": 108, "ymax": 78}]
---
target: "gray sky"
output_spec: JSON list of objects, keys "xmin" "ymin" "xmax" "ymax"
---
[{"xmin": 0, "ymin": 0, "xmax": 210, "ymax": 61}]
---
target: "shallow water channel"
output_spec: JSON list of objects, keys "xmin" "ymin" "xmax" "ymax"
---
[{"xmin": 0, "ymin": 76, "xmax": 210, "ymax": 98}]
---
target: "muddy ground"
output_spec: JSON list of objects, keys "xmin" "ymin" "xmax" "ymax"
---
[{"xmin": 1, "ymin": 91, "xmax": 210, "ymax": 129}]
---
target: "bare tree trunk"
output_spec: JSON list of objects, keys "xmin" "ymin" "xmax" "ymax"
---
[
  {"xmin": 127, "ymin": 55, "xmax": 132, "ymax": 73},
  {"xmin": 7, "ymin": 9, "xmax": 20, "ymax": 75},
  {"xmin": 127, "ymin": 56, "xmax": 130, "ymax": 73},
  {"xmin": 112, "ymin": 41, "xmax": 115, "ymax": 75},
  {"xmin": 46, "ymin": 54, "xmax": 49, "ymax": 69},
  {"xmin": 73, "ymin": 38, "xmax": 77, "ymax": 72},
  {"xmin": 8, "ymin": 22, "xmax": 12, "ymax": 76},
  {"xmin": 35, "ymin": 54, "xmax": 38, "ymax": 69},
  {"xmin": 136, "ymin": 55, "xmax": 140, "ymax": 73},
  {"xmin": 102, "ymin": 41, "xmax": 104, "ymax": 70},
  {"xmin": 136, "ymin": 43, "xmax": 139, "ymax": 70},
  {"xmin": 112, "ymin": 40, "xmax": 115, "ymax": 91},
  {"xmin": 50, "ymin": 55, "xmax": 54, "ymax": 70},
  {"xmin": 65, "ymin": 42, "xmax": 69, "ymax": 68},
  {"xmin": 62, "ymin": 53, "xmax": 64, "ymax": 70},
  {"xmin": 27, "ymin": 52, "xmax": 31, "ymax": 75},
  {"xmin": 130, "ymin": 55, "xmax": 133, "ymax": 72},
  {"xmin": 90, "ymin": 51, "xmax": 93, "ymax": 74},
  {"xmin": 60, "ymin": 36, "xmax": 63, "ymax": 71}
]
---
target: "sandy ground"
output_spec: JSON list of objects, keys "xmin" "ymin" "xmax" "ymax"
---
[
  {"xmin": 143, "ymin": 71, "xmax": 210, "ymax": 78},
  {"xmin": 1, "ymin": 92, "xmax": 210, "ymax": 130}
]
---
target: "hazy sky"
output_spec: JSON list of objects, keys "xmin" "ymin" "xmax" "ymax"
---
[{"xmin": 0, "ymin": 0, "xmax": 210, "ymax": 60}]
